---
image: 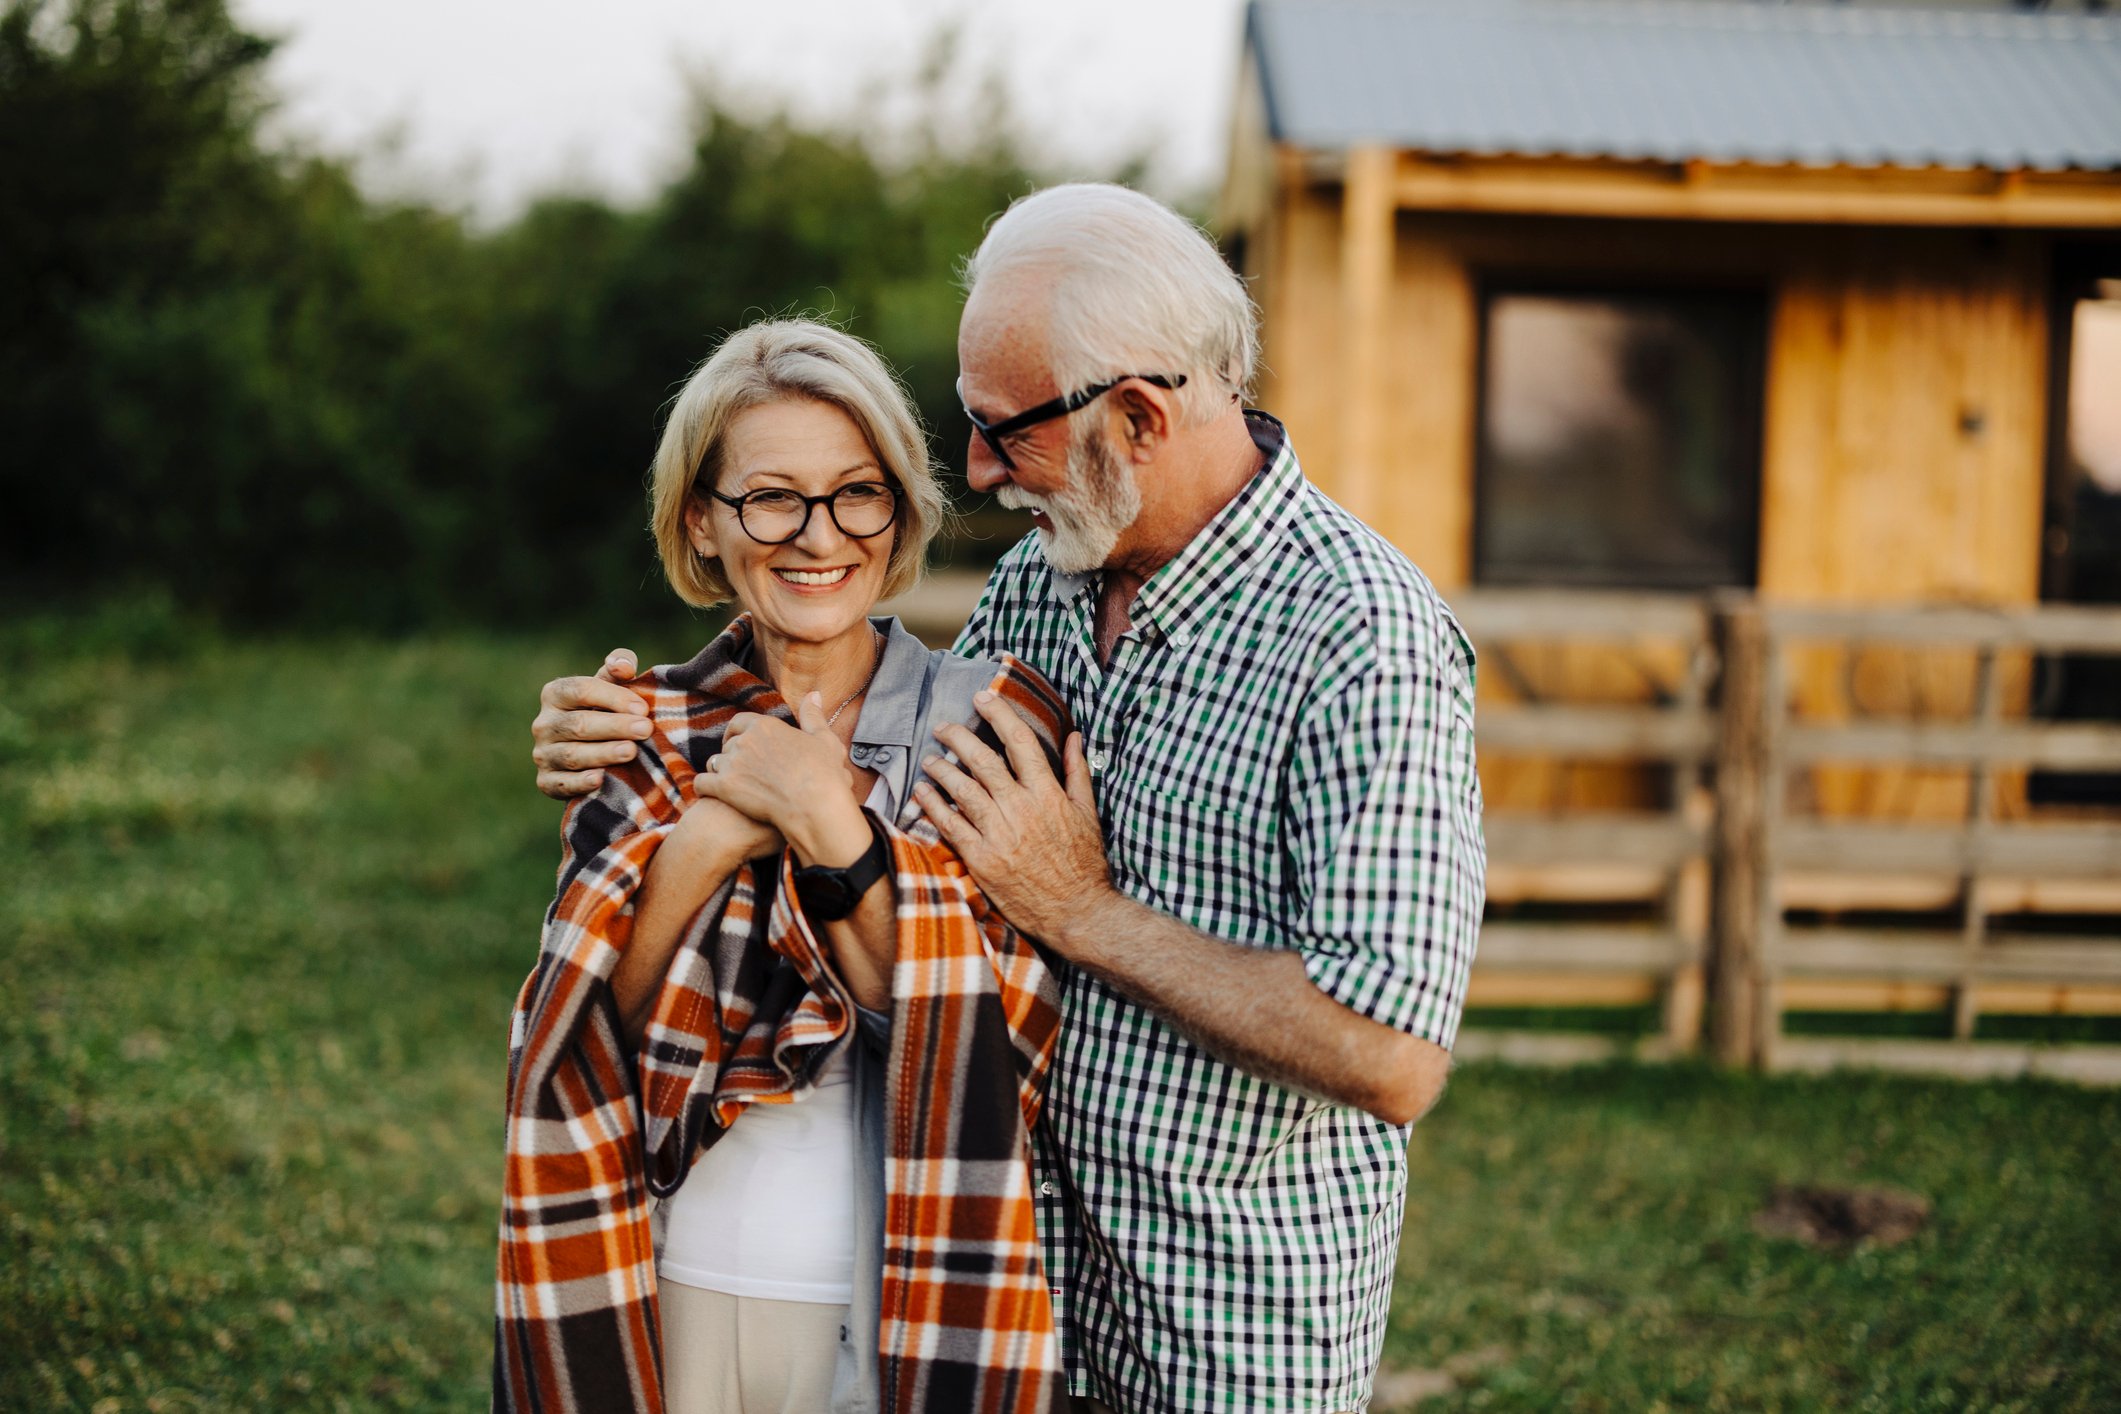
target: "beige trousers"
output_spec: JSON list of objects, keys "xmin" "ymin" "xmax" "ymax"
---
[
  {"xmin": 658, "ymin": 1278, "xmax": 847, "ymax": 1414},
  {"xmin": 1065, "ymin": 1398, "xmax": 1351, "ymax": 1413}
]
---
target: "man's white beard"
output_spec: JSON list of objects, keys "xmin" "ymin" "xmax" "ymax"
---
[{"xmin": 996, "ymin": 429, "xmax": 1141, "ymax": 575}]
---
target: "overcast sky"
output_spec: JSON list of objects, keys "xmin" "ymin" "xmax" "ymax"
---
[{"xmin": 236, "ymin": 1, "xmax": 1252, "ymax": 221}]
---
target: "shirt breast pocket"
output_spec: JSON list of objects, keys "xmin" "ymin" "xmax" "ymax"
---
[{"xmin": 1112, "ymin": 779, "xmax": 1275, "ymax": 939}]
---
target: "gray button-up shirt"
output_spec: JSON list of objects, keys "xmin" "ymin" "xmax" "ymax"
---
[{"xmin": 807, "ymin": 616, "xmax": 1006, "ymax": 1413}]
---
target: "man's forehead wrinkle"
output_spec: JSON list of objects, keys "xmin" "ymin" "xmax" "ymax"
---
[{"xmin": 961, "ymin": 270, "xmax": 1061, "ymax": 405}]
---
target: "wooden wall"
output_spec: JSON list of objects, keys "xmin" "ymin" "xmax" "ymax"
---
[
  {"xmin": 1243, "ymin": 185, "xmax": 2057, "ymax": 821},
  {"xmin": 1762, "ymin": 233, "xmax": 2051, "ymax": 820},
  {"xmin": 1758, "ymin": 231, "xmax": 2049, "ymax": 607}
]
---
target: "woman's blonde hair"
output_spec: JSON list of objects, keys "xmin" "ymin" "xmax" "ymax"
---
[{"xmin": 650, "ymin": 319, "xmax": 945, "ymax": 607}]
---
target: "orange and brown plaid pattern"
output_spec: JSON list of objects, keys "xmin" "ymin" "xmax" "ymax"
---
[{"xmin": 494, "ymin": 615, "xmax": 1068, "ymax": 1414}]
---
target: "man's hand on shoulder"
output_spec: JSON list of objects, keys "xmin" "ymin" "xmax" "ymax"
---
[
  {"xmin": 532, "ymin": 649, "xmax": 654, "ymax": 799},
  {"xmin": 915, "ymin": 691, "xmax": 1115, "ymax": 951},
  {"xmin": 913, "ymin": 688, "xmax": 1455, "ymax": 1127}
]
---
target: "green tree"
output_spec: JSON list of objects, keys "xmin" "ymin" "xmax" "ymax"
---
[{"xmin": 0, "ymin": 0, "xmax": 1081, "ymax": 631}]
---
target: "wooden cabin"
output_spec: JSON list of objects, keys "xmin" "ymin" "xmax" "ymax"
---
[
  {"xmin": 1218, "ymin": 1, "xmax": 2121, "ymax": 1062},
  {"xmin": 1221, "ymin": 0, "xmax": 2121, "ymax": 825}
]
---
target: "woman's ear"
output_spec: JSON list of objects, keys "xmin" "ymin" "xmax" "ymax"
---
[{"xmin": 682, "ymin": 494, "xmax": 719, "ymax": 563}]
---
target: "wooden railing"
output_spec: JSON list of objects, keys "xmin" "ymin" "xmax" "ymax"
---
[
  {"xmin": 1455, "ymin": 592, "xmax": 1717, "ymax": 1060},
  {"xmin": 1458, "ymin": 592, "xmax": 2121, "ymax": 1082},
  {"xmin": 1728, "ymin": 602, "xmax": 2121, "ymax": 1082}
]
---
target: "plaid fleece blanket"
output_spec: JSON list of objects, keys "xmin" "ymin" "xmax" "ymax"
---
[{"xmin": 494, "ymin": 615, "xmax": 1067, "ymax": 1414}]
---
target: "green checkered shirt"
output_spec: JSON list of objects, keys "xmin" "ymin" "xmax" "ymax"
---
[{"xmin": 953, "ymin": 413, "xmax": 1485, "ymax": 1411}]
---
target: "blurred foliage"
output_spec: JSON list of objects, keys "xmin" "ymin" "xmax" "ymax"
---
[{"xmin": 0, "ymin": 0, "xmax": 1058, "ymax": 631}]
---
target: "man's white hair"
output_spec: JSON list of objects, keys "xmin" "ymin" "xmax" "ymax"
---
[{"xmin": 963, "ymin": 183, "xmax": 1260, "ymax": 426}]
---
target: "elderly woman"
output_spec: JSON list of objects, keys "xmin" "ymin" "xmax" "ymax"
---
[{"xmin": 494, "ymin": 320, "xmax": 1068, "ymax": 1414}]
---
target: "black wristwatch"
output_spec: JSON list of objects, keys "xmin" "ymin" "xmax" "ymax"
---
[{"xmin": 791, "ymin": 814, "xmax": 890, "ymax": 923}]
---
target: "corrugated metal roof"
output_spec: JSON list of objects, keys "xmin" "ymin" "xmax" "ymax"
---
[{"xmin": 1248, "ymin": 0, "xmax": 2121, "ymax": 171}]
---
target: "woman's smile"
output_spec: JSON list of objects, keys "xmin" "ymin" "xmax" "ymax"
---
[{"xmin": 772, "ymin": 564, "xmax": 858, "ymax": 590}]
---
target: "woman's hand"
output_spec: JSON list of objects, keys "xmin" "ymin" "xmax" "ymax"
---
[
  {"xmin": 703, "ymin": 694, "xmax": 894, "ymax": 1008},
  {"xmin": 696, "ymin": 694, "xmax": 869, "ymax": 865},
  {"xmin": 675, "ymin": 792, "xmax": 783, "ymax": 862},
  {"xmin": 612, "ymin": 789, "xmax": 781, "ymax": 1045}
]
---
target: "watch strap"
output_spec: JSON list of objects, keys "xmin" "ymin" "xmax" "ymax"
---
[{"xmin": 793, "ymin": 812, "xmax": 890, "ymax": 923}]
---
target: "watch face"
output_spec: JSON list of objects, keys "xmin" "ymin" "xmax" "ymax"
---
[
  {"xmin": 793, "ymin": 821, "xmax": 885, "ymax": 923},
  {"xmin": 797, "ymin": 872, "xmax": 855, "ymax": 921}
]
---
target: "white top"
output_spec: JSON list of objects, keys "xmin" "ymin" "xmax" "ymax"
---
[
  {"xmin": 658, "ymin": 1044, "xmax": 858, "ymax": 1302},
  {"xmin": 656, "ymin": 776, "xmax": 897, "ymax": 1304}
]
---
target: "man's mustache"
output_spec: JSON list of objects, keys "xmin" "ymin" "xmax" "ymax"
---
[{"xmin": 996, "ymin": 487, "xmax": 1054, "ymax": 514}]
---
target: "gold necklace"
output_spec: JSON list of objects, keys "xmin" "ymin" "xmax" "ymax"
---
[{"xmin": 825, "ymin": 627, "xmax": 884, "ymax": 728}]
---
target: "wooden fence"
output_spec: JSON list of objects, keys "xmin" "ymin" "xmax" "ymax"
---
[
  {"xmin": 1453, "ymin": 592, "xmax": 1716, "ymax": 1062},
  {"xmin": 1460, "ymin": 592, "xmax": 2121, "ymax": 1083},
  {"xmin": 1728, "ymin": 601, "xmax": 2121, "ymax": 1082}
]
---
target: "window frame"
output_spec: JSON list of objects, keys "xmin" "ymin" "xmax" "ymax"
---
[{"xmin": 1469, "ymin": 277, "xmax": 1770, "ymax": 593}]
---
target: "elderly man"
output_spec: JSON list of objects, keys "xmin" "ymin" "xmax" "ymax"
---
[{"xmin": 532, "ymin": 184, "xmax": 1484, "ymax": 1412}]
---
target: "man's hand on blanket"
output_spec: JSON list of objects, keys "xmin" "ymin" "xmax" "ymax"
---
[
  {"xmin": 531, "ymin": 648, "xmax": 653, "ymax": 799},
  {"xmin": 915, "ymin": 692, "xmax": 1110, "ymax": 950},
  {"xmin": 696, "ymin": 694, "xmax": 872, "ymax": 869}
]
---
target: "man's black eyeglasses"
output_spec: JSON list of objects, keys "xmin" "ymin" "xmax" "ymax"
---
[
  {"xmin": 958, "ymin": 373, "xmax": 1188, "ymax": 472},
  {"xmin": 702, "ymin": 482, "xmax": 900, "ymax": 545}
]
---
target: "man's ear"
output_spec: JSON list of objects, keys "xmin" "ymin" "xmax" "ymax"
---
[
  {"xmin": 1112, "ymin": 379, "xmax": 1176, "ymax": 463},
  {"xmin": 682, "ymin": 494, "xmax": 719, "ymax": 562}
]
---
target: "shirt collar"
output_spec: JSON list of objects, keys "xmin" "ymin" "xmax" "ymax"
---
[
  {"xmin": 1034, "ymin": 412, "xmax": 1304, "ymax": 642},
  {"xmin": 1127, "ymin": 410, "xmax": 1304, "ymax": 647},
  {"xmin": 847, "ymin": 614, "xmax": 932, "ymax": 749},
  {"xmin": 1045, "ymin": 564, "xmax": 1096, "ymax": 607}
]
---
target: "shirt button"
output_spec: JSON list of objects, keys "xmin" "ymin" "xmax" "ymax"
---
[
  {"xmin": 871, "ymin": 748, "xmax": 893, "ymax": 765},
  {"xmin": 1039, "ymin": 1180, "xmax": 1058, "ymax": 1197},
  {"xmin": 850, "ymin": 745, "xmax": 873, "ymax": 763},
  {"xmin": 1088, "ymin": 749, "xmax": 1108, "ymax": 774}
]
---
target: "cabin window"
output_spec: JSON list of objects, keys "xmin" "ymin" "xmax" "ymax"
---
[{"xmin": 1473, "ymin": 288, "xmax": 1765, "ymax": 590}]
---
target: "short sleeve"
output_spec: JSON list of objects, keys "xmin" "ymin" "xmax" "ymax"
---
[{"xmin": 1282, "ymin": 621, "xmax": 1484, "ymax": 1049}]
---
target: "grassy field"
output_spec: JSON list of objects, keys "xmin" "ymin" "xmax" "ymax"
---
[{"xmin": 3, "ymin": 609, "xmax": 2118, "ymax": 1411}]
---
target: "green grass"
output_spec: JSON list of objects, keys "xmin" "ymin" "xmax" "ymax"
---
[
  {"xmin": 3, "ymin": 611, "xmax": 2118, "ymax": 1411},
  {"xmin": 1389, "ymin": 1063, "xmax": 2119, "ymax": 1411},
  {"xmin": 0, "ymin": 607, "xmax": 593, "ymax": 1411}
]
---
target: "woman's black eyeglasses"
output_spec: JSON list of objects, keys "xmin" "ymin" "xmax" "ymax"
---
[
  {"xmin": 703, "ymin": 482, "xmax": 901, "ymax": 545},
  {"xmin": 958, "ymin": 373, "xmax": 1188, "ymax": 472}
]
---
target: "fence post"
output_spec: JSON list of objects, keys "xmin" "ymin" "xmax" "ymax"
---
[
  {"xmin": 1662, "ymin": 627, "xmax": 1718, "ymax": 1053},
  {"xmin": 1953, "ymin": 644, "xmax": 2004, "ymax": 1040},
  {"xmin": 1709, "ymin": 595, "xmax": 1768, "ymax": 1068}
]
